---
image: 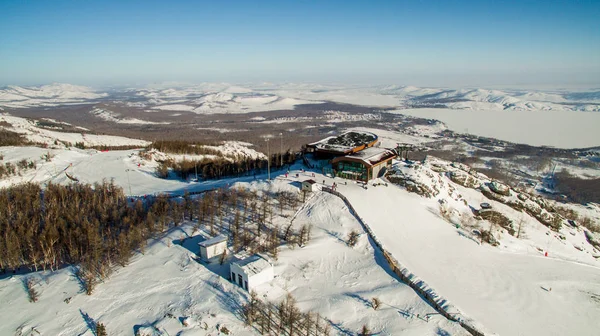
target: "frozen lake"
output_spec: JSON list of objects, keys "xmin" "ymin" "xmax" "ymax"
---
[{"xmin": 394, "ymin": 108, "xmax": 600, "ymax": 148}]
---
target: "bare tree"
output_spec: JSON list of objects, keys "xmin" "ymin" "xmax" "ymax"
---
[
  {"xmin": 24, "ymin": 277, "xmax": 39, "ymax": 303},
  {"xmin": 347, "ymin": 230, "xmax": 359, "ymax": 247},
  {"xmin": 371, "ymin": 297, "xmax": 381, "ymax": 310},
  {"xmin": 516, "ymin": 215, "xmax": 526, "ymax": 238},
  {"xmin": 219, "ymin": 250, "xmax": 227, "ymax": 265}
]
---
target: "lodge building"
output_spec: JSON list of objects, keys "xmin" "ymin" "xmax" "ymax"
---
[{"xmin": 305, "ymin": 131, "xmax": 397, "ymax": 182}]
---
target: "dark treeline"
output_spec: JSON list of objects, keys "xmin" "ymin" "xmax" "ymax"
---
[
  {"xmin": 0, "ymin": 128, "xmax": 29, "ymax": 146},
  {"xmin": 158, "ymin": 151, "xmax": 298, "ymax": 180},
  {"xmin": 150, "ymin": 140, "xmax": 222, "ymax": 155},
  {"xmin": 555, "ymin": 170, "xmax": 600, "ymax": 204}
]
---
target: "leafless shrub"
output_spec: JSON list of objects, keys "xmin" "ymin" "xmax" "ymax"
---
[
  {"xmin": 371, "ymin": 297, "xmax": 381, "ymax": 310},
  {"xmin": 347, "ymin": 230, "xmax": 359, "ymax": 247},
  {"xmin": 24, "ymin": 277, "xmax": 39, "ymax": 303},
  {"xmin": 581, "ymin": 217, "xmax": 600, "ymax": 233}
]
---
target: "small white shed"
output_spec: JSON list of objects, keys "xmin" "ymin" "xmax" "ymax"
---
[
  {"xmin": 198, "ymin": 234, "xmax": 227, "ymax": 261},
  {"xmin": 302, "ymin": 179, "xmax": 317, "ymax": 192},
  {"xmin": 230, "ymin": 254, "xmax": 274, "ymax": 291}
]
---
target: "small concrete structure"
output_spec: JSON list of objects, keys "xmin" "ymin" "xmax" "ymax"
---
[
  {"xmin": 302, "ymin": 179, "xmax": 317, "ymax": 192},
  {"xmin": 198, "ymin": 234, "xmax": 227, "ymax": 261},
  {"xmin": 230, "ymin": 254, "xmax": 274, "ymax": 291}
]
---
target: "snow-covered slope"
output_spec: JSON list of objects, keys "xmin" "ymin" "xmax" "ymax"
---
[
  {"xmin": 0, "ymin": 83, "xmax": 107, "ymax": 108},
  {"xmin": 0, "ymin": 178, "xmax": 468, "ymax": 336},
  {"xmin": 90, "ymin": 107, "xmax": 169, "ymax": 125},
  {"xmin": 2, "ymin": 82, "xmax": 598, "ymax": 113},
  {"xmin": 377, "ymin": 86, "xmax": 600, "ymax": 112},
  {"xmin": 312, "ymin": 161, "xmax": 600, "ymax": 336},
  {"xmin": 0, "ymin": 114, "xmax": 149, "ymax": 148},
  {"xmin": 130, "ymin": 85, "xmax": 323, "ymax": 114}
]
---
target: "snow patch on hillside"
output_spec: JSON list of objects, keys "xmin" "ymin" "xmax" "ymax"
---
[
  {"xmin": 90, "ymin": 108, "xmax": 170, "ymax": 125},
  {"xmin": 0, "ymin": 114, "xmax": 149, "ymax": 148},
  {"xmin": 0, "ymin": 83, "xmax": 107, "ymax": 108},
  {"xmin": 0, "ymin": 180, "xmax": 468, "ymax": 336}
]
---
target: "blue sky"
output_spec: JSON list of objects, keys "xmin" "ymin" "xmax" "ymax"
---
[{"xmin": 1, "ymin": 0, "xmax": 599, "ymax": 87}]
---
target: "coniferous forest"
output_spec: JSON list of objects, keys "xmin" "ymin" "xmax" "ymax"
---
[{"xmin": 0, "ymin": 180, "xmax": 308, "ymax": 295}]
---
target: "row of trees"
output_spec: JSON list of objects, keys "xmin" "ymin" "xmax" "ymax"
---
[
  {"xmin": 150, "ymin": 140, "xmax": 222, "ymax": 155},
  {"xmin": 242, "ymin": 292, "xmax": 374, "ymax": 336},
  {"xmin": 181, "ymin": 186, "xmax": 310, "ymax": 259},
  {"xmin": 0, "ymin": 158, "xmax": 36, "ymax": 179},
  {"xmin": 0, "ymin": 128, "xmax": 28, "ymax": 146},
  {"xmin": 243, "ymin": 292, "xmax": 332, "ymax": 336},
  {"xmin": 157, "ymin": 151, "xmax": 298, "ymax": 180}
]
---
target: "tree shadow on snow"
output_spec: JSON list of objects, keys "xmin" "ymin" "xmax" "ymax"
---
[
  {"xmin": 436, "ymin": 327, "xmax": 452, "ymax": 336},
  {"xmin": 327, "ymin": 318, "xmax": 355, "ymax": 336},
  {"xmin": 172, "ymin": 232, "xmax": 208, "ymax": 255},
  {"xmin": 288, "ymin": 180, "xmax": 302, "ymax": 189},
  {"xmin": 79, "ymin": 309, "xmax": 97, "ymax": 336},
  {"xmin": 343, "ymin": 292, "xmax": 372, "ymax": 309},
  {"xmin": 132, "ymin": 319, "xmax": 161, "ymax": 336},
  {"xmin": 322, "ymin": 228, "xmax": 346, "ymax": 244}
]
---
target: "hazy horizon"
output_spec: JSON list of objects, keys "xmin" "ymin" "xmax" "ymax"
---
[{"xmin": 1, "ymin": 0, "xmax": 599, "ymax": 87}]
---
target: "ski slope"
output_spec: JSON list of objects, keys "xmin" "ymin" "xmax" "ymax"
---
[{"xmin": 326, "ymin": 175, "xmax": 600, "ymax": 336}]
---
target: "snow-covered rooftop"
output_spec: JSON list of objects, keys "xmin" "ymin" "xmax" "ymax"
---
[
  {"xmin": 335, "ymin": 147, "xmax": 396, "ymax": 166},
  {"xmin": 309, "ymin": 131, "xmax": 378, "ymax": 153},
  {"xmin": 198, "ymin": 234, "xmax": 227, "ymax": 247},
  {"xmin": 232, "ymin": 254, "xmax": 273, "ymax": 276}
]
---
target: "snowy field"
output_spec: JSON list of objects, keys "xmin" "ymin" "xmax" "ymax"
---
[
  {"xmin": 0, "ymin": 178, "xmax": 468, "ymax": 336},
  {"xmin": 305, "ymin": 167, "xmax": 600, "ymax": 336},
  {"xmin": 0, "ymin": 143, "xmax": 263, "ymax": 195},
  {"xmin": 2, "ymin": 138, "xmax": 600, "ymax": 335},
  {"xmin": 393, "ymin": 108, "xmax": 600, "ymax": 148},
  {"xmin": 0, "ymin": 83, "xmax": 106, "ymax": 108},
  {"xmin": 0, "ymin": 114, "xmax": 149, "ymax": 148},
  {"xmin": 89, "ymin": 108, "xmax": 170, "ymax": 125}
]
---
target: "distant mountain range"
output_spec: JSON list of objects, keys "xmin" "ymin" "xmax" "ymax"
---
[
  {"xmin": 0, "ymin": 83, "xmax": 107, "ymax": 108},
  {"xmin": 1, "ymin": 82, "xmax": 598, "ymax": 112}
]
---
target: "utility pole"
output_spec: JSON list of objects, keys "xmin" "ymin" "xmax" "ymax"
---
[
  {"xmin": 279, "ymin": 132, "xmax": 283, "ymax": 167},
  {"xmin": 125, "ymin": 169, "xmax": 133, "ymax": 195},
  {"xmin": 195, "ymin": 162, "xmax": 198, "ymax": 181}
]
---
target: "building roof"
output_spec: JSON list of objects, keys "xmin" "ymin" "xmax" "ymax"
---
[
  {"xmin": 198, "ymin": 234, "xmax": 227, "ymax": 247},
  {"xmin": 333, "ymin": 147, "xmax": 396, "ymax": 167},
  {"xmin": 308, "ymin": 131, "xmax": 378, "ymax": 154},
  {"xmin": 232, "ymin": 254, "xmax": 273, "ymax": 276},
  {"xmin": 304, "ymin": 179, "xmax": 317, "ymax": 184}
]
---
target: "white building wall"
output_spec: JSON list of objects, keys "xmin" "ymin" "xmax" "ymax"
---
[
  {"xmin": 370, "ymin": 161, "xmax": 391, "ymax": 180},
  {"xmin": 199, "ymin": 240, "xmax": 227, "ymax": 261},
  {"xmin": 248, "ymin": 267, "xmax": 274, "ymax": 289},
  {"xmin": 302, "ymin": 182, "xmax": 313, "ymax": 192},
  {"xmin": 230, "ymin": 263, "xmax": 250, "ymax": 290},
  {"xmin": 230, "ymin": 263, "xmax": 274, "ymax": 291}
]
